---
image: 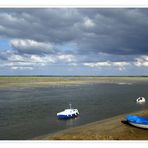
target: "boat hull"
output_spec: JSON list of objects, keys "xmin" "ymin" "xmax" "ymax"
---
[
  {"xmin": 128, "ymin": 121, "xmax": 148, "ymax": 129},
  {"xmin": 57, "ymin": 114, "xmax": 78, "ymax": 119}
]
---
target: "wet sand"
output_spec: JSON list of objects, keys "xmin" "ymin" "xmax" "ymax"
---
[
  {"xmin": 0, "ymin": 76, "xmax": 148, "ymax": 89},
  {"xmin": 33, "ymin": 109, "xmax": 148, "ymax": 140}
]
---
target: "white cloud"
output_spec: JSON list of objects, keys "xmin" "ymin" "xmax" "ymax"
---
[
  {"xmin": 10, "ymin": 39, "xmax": 52, "ymax": 50},
  {"xmin": 112, "ymin": 62, "xmax": 129, "ymax": 67},
  {"xmin": 83, "ymin": 61, "xmax": 130, "ymax": 71},
  {"xmin": 83, "ymin": 17, "xmax": 95, "ymax": 28},
  {"xmin": 30, "ymin": 55, "xmax": 55, "ymax": 64},
  {"xmin": 134, "ymin": 56, "xmax": 148, "ymax": 67},
  {"xmin": 57, "ymin": 54, "xmax": 76, "ymax": 62},
  {"xmin": 10, "ymin": 39, "xmax": 53, "ymax": 54},
  {"xmin": 11, "ymin": 66, "xmax": 33, "ymax": 70},
  {"xmin": 0, "ymin": 48, "xmax": 78, "ymax": 70},
  {"xmin": 113, "ymin": 62, "xmax": 129, "ymax": 71},
  {"xmin": 83, "ymin": 61, "xmax": 111, "ymax": 67},
  {"xmin": 9, "ymin": 54, "xmax": 26, "ymax": 61}
]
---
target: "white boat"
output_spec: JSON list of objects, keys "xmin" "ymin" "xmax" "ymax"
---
[
  {"xmin": 136, "ymin": 97, "xmax": 146, "ymax": 103},
  {"xmin": 57, "ymin": 104, "xmax": 79, "ymax": 119}
]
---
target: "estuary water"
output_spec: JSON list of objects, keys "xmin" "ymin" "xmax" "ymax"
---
[{"xmin": 0, "ymin": 82, "xmax": 148, "ymax": 139}]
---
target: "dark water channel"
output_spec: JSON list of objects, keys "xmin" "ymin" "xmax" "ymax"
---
[{"xmin": 0, "ymin": 82, "xmax": 148, "ymax": 139}]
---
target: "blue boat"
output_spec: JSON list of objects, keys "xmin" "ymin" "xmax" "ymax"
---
[
  {"xmin": 57, "ymin": 104, "xmax": 79, "ymax": 119},
  {"xmin": 126, "ymin": 115, "xmax": 148, "ymax": 129}
]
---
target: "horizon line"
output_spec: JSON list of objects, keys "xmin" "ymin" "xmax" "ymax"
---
[{"xmin": 0, "ymin": 75, "xmax": 148, "ymax": 77}]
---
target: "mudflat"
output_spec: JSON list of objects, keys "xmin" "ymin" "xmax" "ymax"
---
[
  {"xmin": 33, "ymin": 109, "xmax": 148, "ymax": 140},
  {"xmin": 0, "ymin": 76, "xmax": 148, "ymax": 88}
]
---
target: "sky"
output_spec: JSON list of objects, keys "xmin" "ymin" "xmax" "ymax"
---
[{"xmin": 0, "ymin": 8, "xmax": 148, "ymax": 76}]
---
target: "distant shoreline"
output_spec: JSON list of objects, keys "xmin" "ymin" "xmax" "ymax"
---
[
  {"xmin": 0, "ymin": 76, "xmax": 148, "ymax": 88},
  {"xmin": 0, "ymin": 75, "xmax": 148, "ymax": 77},
  {"xmin": 33, "ymin": 109, "xmax": 148, "ymax": 140}
]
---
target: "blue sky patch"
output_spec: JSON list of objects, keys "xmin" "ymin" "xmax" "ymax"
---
[{"xmin": 0, "ymin": 39, "xmax": 11, "ymax": 50}]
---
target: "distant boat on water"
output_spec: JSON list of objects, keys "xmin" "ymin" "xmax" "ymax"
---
[
  {"xmin": 57, "ymin": 104, "xmax": 79, "ymax": 119},
  {"xmin": 136, "ymin": 97, "xmax": 146, "ymax": 103}
]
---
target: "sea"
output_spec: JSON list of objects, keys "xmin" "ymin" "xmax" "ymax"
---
[{"xmin": 0, "ymin": 81, "xmax": 148, "ymax": 139}]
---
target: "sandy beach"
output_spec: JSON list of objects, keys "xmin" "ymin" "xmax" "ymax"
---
[{"xmin": 33, "ymin": 109, "xmax": 148, "ymax": 140}]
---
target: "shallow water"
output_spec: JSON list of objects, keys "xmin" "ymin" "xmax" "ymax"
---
[{"xmin": 0, "ymin": 82, "xmax": 148, "ymax": 140}]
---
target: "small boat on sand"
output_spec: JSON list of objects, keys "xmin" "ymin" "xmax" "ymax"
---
[
  {"xmin": 57, "ymin": 104, "xmax": 79, "ymax": 119},
  {"xmin": 125, "ymin": 115, "xmax": 148, "ymax": 129}
]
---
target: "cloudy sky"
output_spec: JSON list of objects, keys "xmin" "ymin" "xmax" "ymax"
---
[{"xmin": 0, "ymin": 8, "xmax": 148, "ymax": 75}]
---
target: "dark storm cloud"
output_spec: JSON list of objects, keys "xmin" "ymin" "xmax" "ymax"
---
[
  {"xmin": 0, "ymin": 8, "xmax": 148, "ymax": 63},
  {"xmin": 77, "ymin": 8, "xmax": 148, "ymax": 55},
  {"xmin": 0, "ymin": 8, "xmax": 82, "ymax": 43}
]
